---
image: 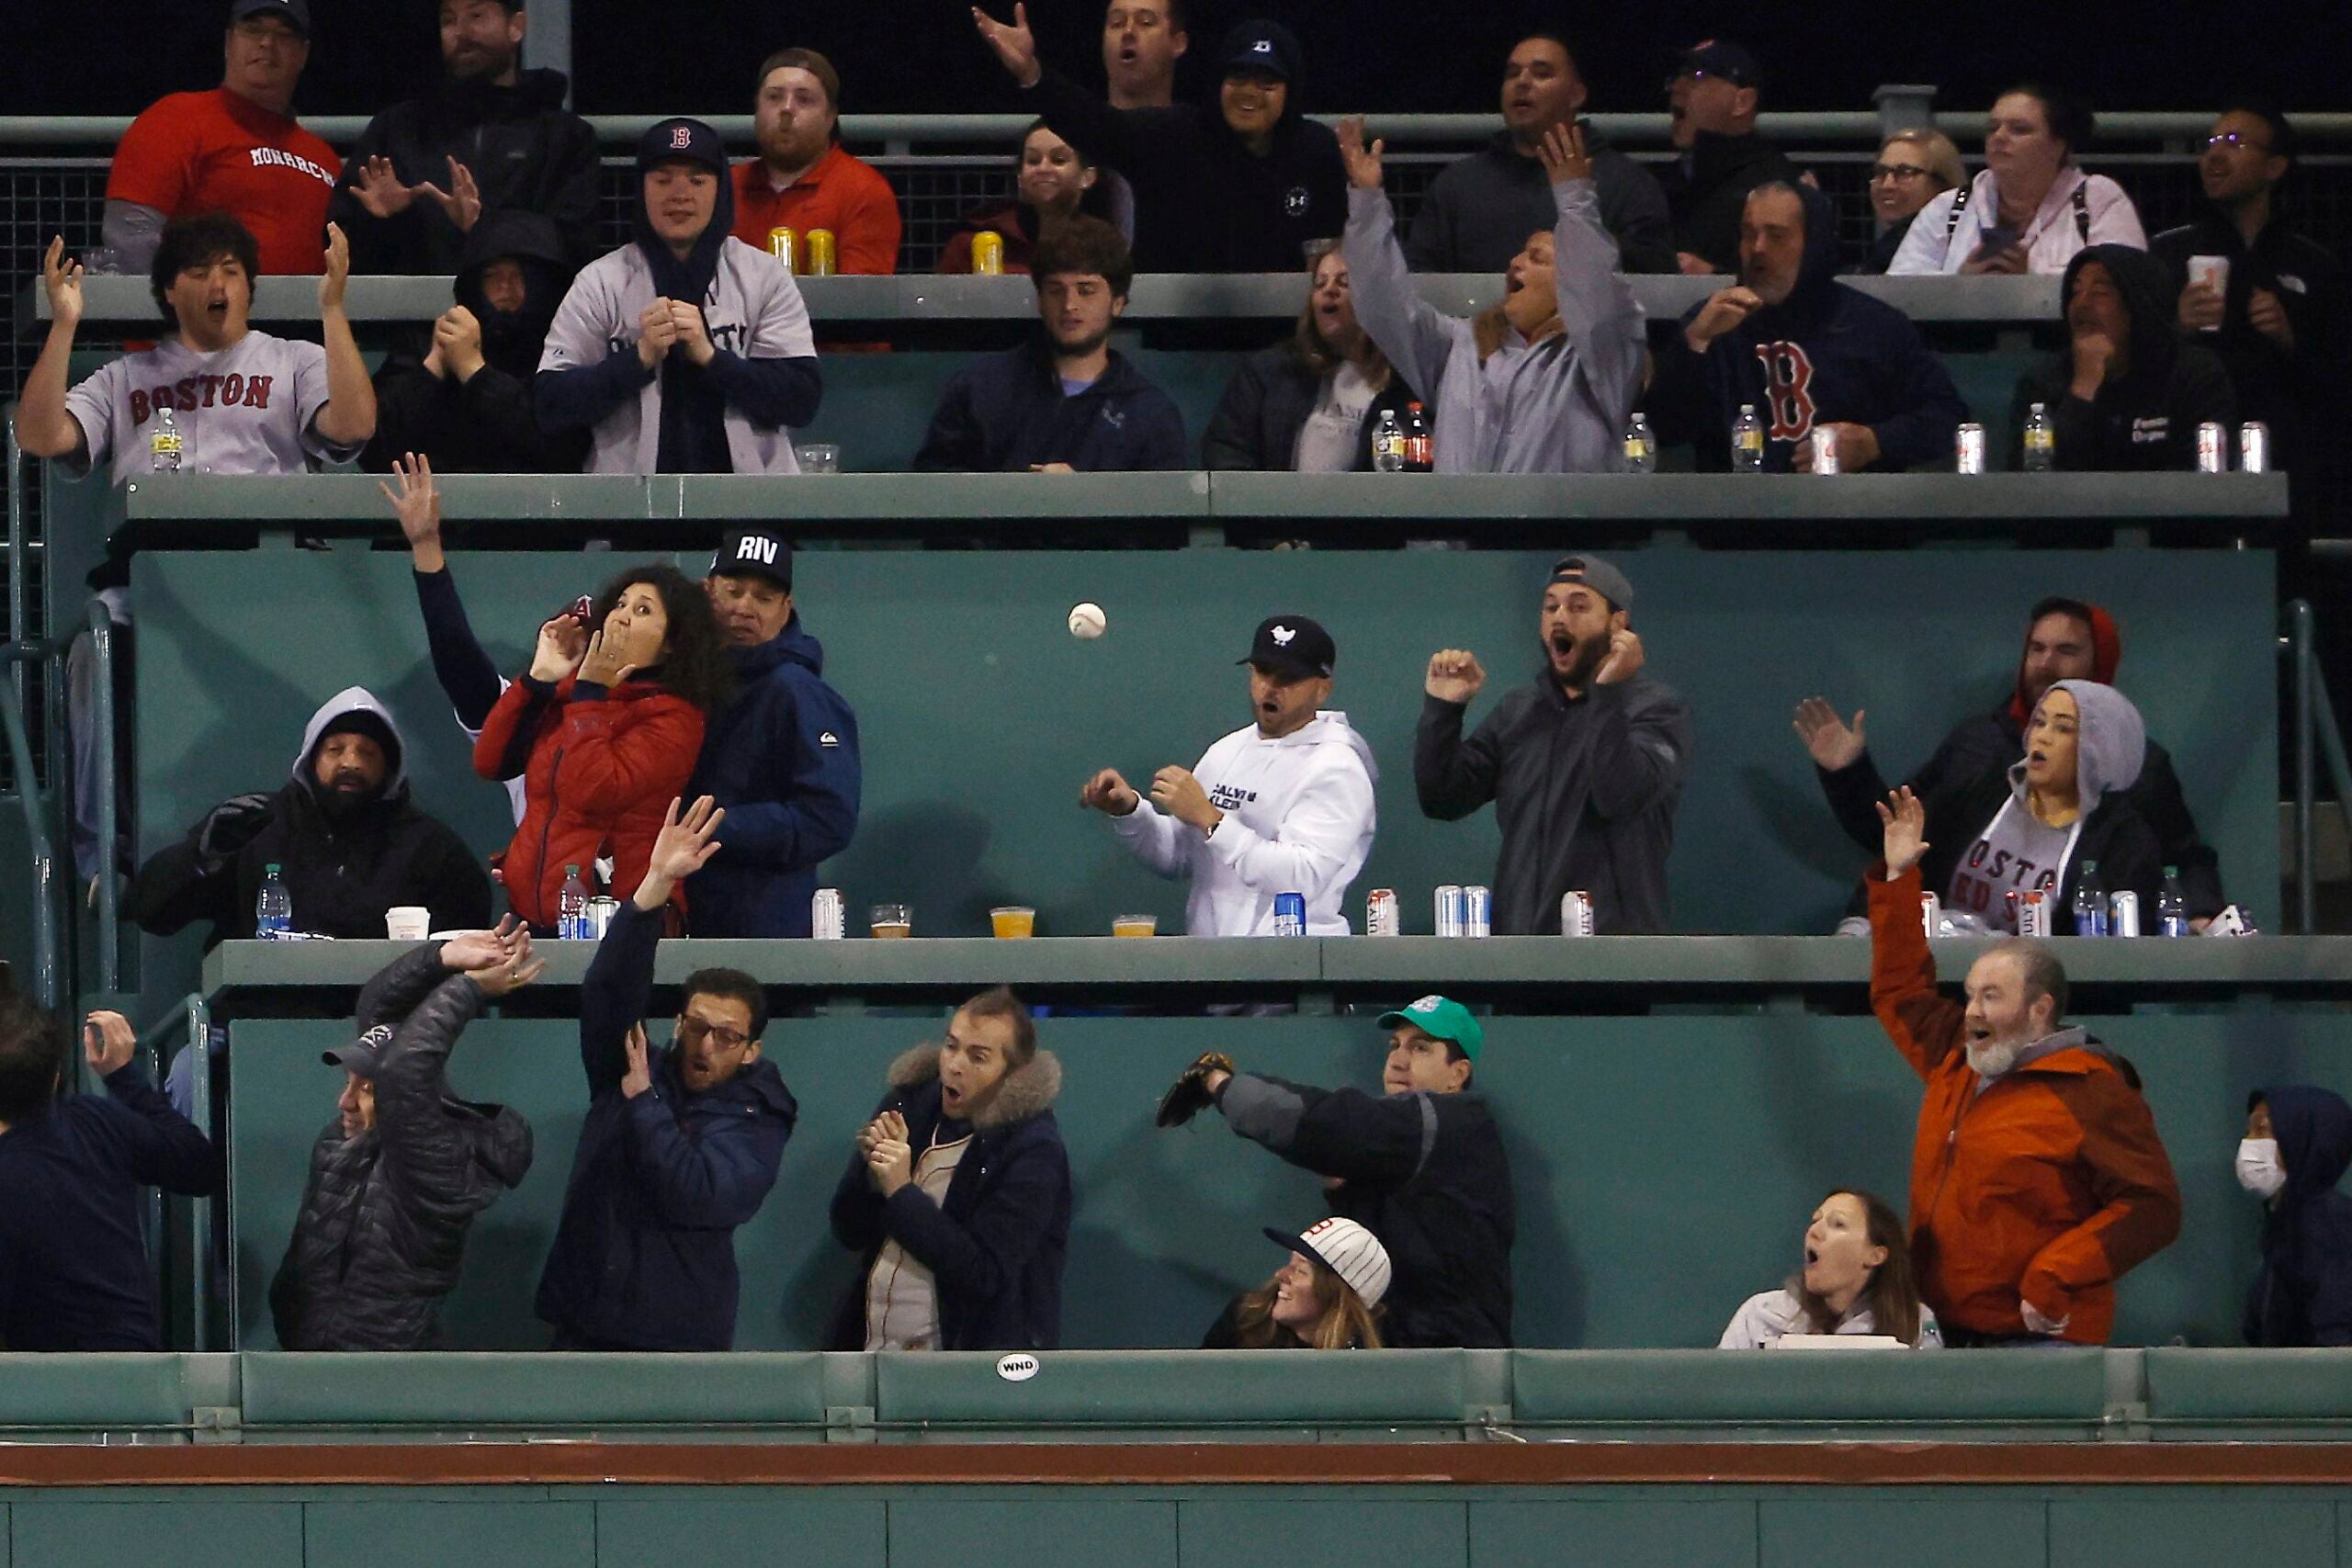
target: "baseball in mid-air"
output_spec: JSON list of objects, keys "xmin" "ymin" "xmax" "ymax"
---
[{"xmin": 1068, "ymin": 602, "xmax": 1108, "ymax": 639}]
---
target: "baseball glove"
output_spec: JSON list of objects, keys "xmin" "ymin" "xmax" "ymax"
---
[{"xmin": 1156, "ymin": 1051, "xmax": 1237, "ymax": 1128}]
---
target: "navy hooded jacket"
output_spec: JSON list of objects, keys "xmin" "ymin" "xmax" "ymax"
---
[
  {"xmin": 684, "ymin": 615, "xmax": 861, "ymax": 938},
  {"xmin": 2245, "ymin": 1085, "xmax": 2352, "ymax": 1348},
  {"xmin": 1651, "ymin": 181, "xmax": 1966, "ymax": 472},
  {"xmin": 915, "ymin": 337, "xmax": 1187, "ymax": 473},
  {"xmin": 535, "ymin": 897, "xmax": 797, "ymax": 1349}
]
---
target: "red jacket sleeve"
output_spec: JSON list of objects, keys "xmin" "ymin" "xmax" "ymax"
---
[
  {"xmin": 1867, "ymin": 863, "xmax": 1965, "ymax": 1080},
  {"xmin": 107, "ymin": 98, "xmax": 194, "ymax": 210},
  {"xmin": 471, "ymin": 677, "xmax": 549, "ymax": 781},
  {"xmin": 838, "ymin": 164, "xmax": 903, "ymax": 276},
  {"xmin": 549, "ymin": 689, "xmax": 705, "ymax": 815}
]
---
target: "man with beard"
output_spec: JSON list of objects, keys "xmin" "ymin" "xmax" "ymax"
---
[
  {"xmin": 329, "ymin": 0, "xmax": 599, "ymax": 276},
  {"xmin": 1653, "ymin": 182, "xmax": 1964, "ymax": 472},
  {"xmin": 685, "ymin": 527, "xmax": 863, "ymax": 937},
  {"xmin": 1102, "ymin": 0, "xmax": 1187, "ymax": 109},
  {"xmin": 729, "ymin": 50, "xmax": 902, "ymax": 276},
  {"xmin": 1795, "ymin": 595, "xmax": 2224, "ymax": 925},
  {"xmin": 1416, "ymin": 556, "xmax": 1690, "ymax": 934},
  {"xmin": 915, "ymin": 215, "xmax": 1185, "ymax": 471},
  {"xmin": 124, "ymin": 688, "xmax": 492, "ymax": 947},
  {"xmin": 362, "ymin": 211, "xmax": 590, "ymax": 473},
  {"xmin": 1868, "ymin": 787, "xmax": 2181, "ymax": 1346}
]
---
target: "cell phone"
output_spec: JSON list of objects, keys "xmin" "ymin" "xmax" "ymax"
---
[{"xmin": 1976, "ymin": 224, "xmax": 2018, "ymax": 256}]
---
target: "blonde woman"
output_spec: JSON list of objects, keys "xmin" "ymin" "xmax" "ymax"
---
[
  {"xmin": 1859, "ymin": 129, "xmax": 1963, "ymax": 273},
  {"xmin": 1204, "ymin": 1216, "xmax": 1390, "ymax": 1349}
]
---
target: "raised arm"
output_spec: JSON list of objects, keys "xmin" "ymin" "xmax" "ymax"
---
[
  {"xmin": 581, "ymin": 798, "xmax": 725, "ymax": 1095},
  {"xmin": 1537, "ymin": 122, "xmax": 1643, "ymax": 390},
  {"xmin": 14, "ymin": 239, "xmax": 92, "ymax": 461},
  {"xmin": 1218, "ymin": 1072, "xmax": 1446, "ymax": 1185},
  {"xmin": 1866, "ymin": 789, "xmax": 1964, "ymax": 1079},
  {"xmin": 1415, "ymin": 655, "xmax": 1501, "ymax": 818},
  {"xmin": 311, "ymin": 226, "xmax": 378, "ymax": 448},
  {"xmin": 85, "ymin": 1012, "xmax": 218, "ymax": 1197},
  {"xmin": 1582, "ymin": 666, "xmax": 1691, "ymax": 821},
  {"xmin": 1336, "ymin": 118, "xmax": 1458, "ymax": 405}
]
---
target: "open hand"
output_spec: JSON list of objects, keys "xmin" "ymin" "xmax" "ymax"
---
[
  {"xmin": 621, "ymin": 1022, "xmax": 654, "ymax": 1099},
  {"xmin": 1425, "ymin": 649, "xmax": 1487, "ymax": 705},
  {"xmin": 575, "ymin": 628, "xmax": 639, "ymax": 689},
  {"xmin": 41, "ymin": 237, "xmax": 85, "ymax": 333},
  {"xmin": 83, "ymin": 1010, "xmax": 137, "ymax": 1077},
  {"xmin": 1535, "ymin": 119, "xmax": 1591, "ymax": 184},
  {"xmin": 530, "ymin": 614, "xmax": 588, "ymax": 682},
  {"xmin": 971, "ymin": 3, "xmax": 1041, "ymax": 87},
  {"xmin": 425, "ymin": 155, "xmax": 483, "ymax": 233},
  {"xmin": 1792, "ymin": 697, "xmax": 1866, "ymax": 771},
  {"xmin": 1080, "ymin": 767, "xmax": 1141, "ymax": 816},
  {"xmin": 320, "ymin": 223, "xmax": 352, "ymax": 312},
  {"xmin": 379, "ymin": 452, "xmax": 445, "ymax": 564},
  {"xmin": 1876, "ymin": 785, "xmax": 1931, "ymax": 878},
  {"xmin": 469, "ymin": 931, "xmax": 546, "ymax": 998},
  {"xmin": 1151, "ymin": 765, "xmax": 1219, "ymax": 831},
  {"xmin": 352, "ymin": 155, "xmax": 417, "ymax": 220},
  {"xmin": 441, "ymin": 914, "xmax": 521, "ymax": 972},
  {"xmin": 1592, "ymin": 628, "xmax": 1644, "ymax": 686},
  {"xmin": 1335, "ymin": 116, "xmax": 1385, "ymax": 191},
  {"xmin": 648, "ymin": 795, "xmax": 727, "ymax": 884}
]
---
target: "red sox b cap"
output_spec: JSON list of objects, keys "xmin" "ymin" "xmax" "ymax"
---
[{"xmin": 638, "ymin": 118, "xmax": 728, "ymax": 177}]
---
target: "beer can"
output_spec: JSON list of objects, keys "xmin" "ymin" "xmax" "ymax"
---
[
  {"xmin": 1464, "ymin": 886, "xmax": 1493, "ymax": 939},
  {"xmin": 2109, "ymin": 890, "xmax": 2141, "ymax": 939},
  {"xmin": 1808, "ymin": 425, "xmax": 1840, "ymax": 475},
  {"xmin": 1560, "ymin": 891, "xmax": 1595, "ymax": 937},
  {"xmin": 972, "ymin": 230, "xmax": 1006, "ymax": 276},
  {"xmin": 765, "ymin": 226, "xmax": 797, "ymax": 269},
  {"xmin": 1366, "ymin": 887, "xmax": 1400, "ymax": 937},
  {"xmin": 2018, "ymin": 889, "xmax": 2051, "ymax": 939},
  {"xmin": 1956, "ymin": 423, "xmax": 1987, "ymax": 475},
  {"xmin": 2197, "ymin": 421, "xmax": 2227, "ymax": 474},
  {"xmin": 585, "ymin": 896, "xmax": 620, "ymax": 939},
  {"xmin": 811, "ymin": 886, "xmax": 846, "ymax": 941},
  {"xmin": 2239, "ymin": 421, "xmax": 2270, "ymax": 474},
  {"xmin": 802, "ymin": 228, "xmax": 837, "ymax": 276},
  {"xmin": 1435, "ymin": 885, "xmax": 1465, "ymax": 939},
  {"xmin": 1920, "ymin": 892, "xmax": 1942, "ymax": 941},
  {"xmin": 1272, "ymin": 891, "xmax": 1307, "ymax": 937}
]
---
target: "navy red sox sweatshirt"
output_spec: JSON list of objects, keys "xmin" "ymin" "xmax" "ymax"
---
[{"xmin": 1649, "ymin": 181, "xmax": 1966, "ymax": 472}]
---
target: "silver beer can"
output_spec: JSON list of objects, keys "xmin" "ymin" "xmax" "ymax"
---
[
  {"xmin": 2109, "ymin": 890, "xmax": 2141, "ymax": 938},
  {"xmin": 1808, "ymin": 425, "xmax": 1840, "ymax": 474},
  {"xmin": 1366, "ymin": 887, "xmax": 1400, "ymax": 937},
  {"xmin": 2018, "ymin": 889, "xmax": 2052, "ymax": 939},
  {"xmin": 1955, "ymin": 423, "xmax": 1986, "ymax": 475},
  {"xmin": 1560, "ymin": 891, "xmax": 1595, "ymax": 937},
  {"xmin": 2197, "ymin": 422, "xmax": 2227, "ymax": 474},
  {"xmin": 1464, "ymin": 886, "xmax": 1492, "ymax": 939},
  {"xmin": 1920, "ymin": 892, "xmax": 1942, "ymax": 941},
  {"xmin": 2239, "ymin": 421, "xmax": 2270, "ymax": 474},
  {"xmin": 1435, "ymin": 885, "xmax": 1464, "ymax": 939},
  {"xmin": 584, "ymin": 896, "xmax": 620, "ymax": 938},
  {"xmin": 811, "ymin": 887, "xmax": 846, "ymax": 941}
]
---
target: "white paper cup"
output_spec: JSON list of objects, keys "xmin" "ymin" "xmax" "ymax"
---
[
  {"xmin": 2187, "ymin": 255, "xmax": 2230, "ymax": 330},
  {"xmin": 385, "ymin": 907, "xmax": 430, "ymax": 942}
]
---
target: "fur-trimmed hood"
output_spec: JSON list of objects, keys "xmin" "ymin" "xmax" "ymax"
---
[{"xmin": 886, "ymin": 1042, "xmax": 1062, "ymax": 1131}]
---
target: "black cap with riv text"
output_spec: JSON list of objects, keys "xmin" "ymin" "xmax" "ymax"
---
[
  {"xmin": 1238, "ymin": 615, "xmax": 1336, "ymax": 680},
  {"xmin": 711, "ymin": 527, "xmax": 794, "ymax": 591}
]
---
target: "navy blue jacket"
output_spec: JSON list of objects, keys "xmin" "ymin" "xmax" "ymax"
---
[
  {"xmin": 2246, "ymin": 1085, "xmax": 2352, "ymax": 1348},
  {"xmin": 535, "ymin": 897, "xmax": 796, "ymax": 1349},
  {"xmin": 829, "ymin": 1044, "xmax": 1071, "ymax": 1352},
  {"xmin": 914, "ymin": 338, "xmax": 1187, "ymax": 473},
  {"xmin": 0, "ymin": 1064, "xmax": 218, "ymax": 1350},
  {"xmin": 1652, "ymin": 181, "xmax": 1966, "ymax": 472},
  {"xmin": 685, "ymin": 616, "xmax": 862, "ymax": 938}
]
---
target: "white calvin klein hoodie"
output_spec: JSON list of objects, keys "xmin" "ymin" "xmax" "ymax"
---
[{"xmin": 1110, "ymin": 711, "xmax": 1378, "ymax": 936}]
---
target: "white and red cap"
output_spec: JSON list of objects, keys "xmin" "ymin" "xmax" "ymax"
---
[{"xmin": 1264, "ymin": 1215, "xmax": 1391, "ymax": 1309}]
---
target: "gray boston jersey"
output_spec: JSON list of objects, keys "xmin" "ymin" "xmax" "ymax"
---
[{"xmin": 62, "ymin": 330, "xmax": 359, "ymax": 486}]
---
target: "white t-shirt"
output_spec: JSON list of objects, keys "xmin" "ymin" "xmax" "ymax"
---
[
  {"xmin": 62, "ymin": 330, "xmax": 356, "ymax": 486},
  {"xmin": 862, "ymin": 1131, "xmax": 973, "ymax": 1352},
  {"xmin": 1948, "ymin": 796, "xmax": 2077, "ymax": 934},
  {"xmin": 1886, "ymin": 167, "xmax": 2147, "ymax": 277},
  {"xmin": 1291, "ymin": 363, "xmax": 1379, "ymax": 474},
  {"xmin": 1719, "ymin": 1289, "xmax": 1942, "ymax": 1348}
]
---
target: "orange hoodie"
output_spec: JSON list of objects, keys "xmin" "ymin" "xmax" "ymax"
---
[{"xmin": 1868, "ymin": 864, "xmax": 2181, "ymax": 1342}]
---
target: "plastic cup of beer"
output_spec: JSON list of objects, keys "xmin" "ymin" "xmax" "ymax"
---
[
  {"xmin": 1111, "ymin": 913, "xmax": 1158, "ymax": 938},
  {"xmin": 2186, "ymin": 254, "xmax": 2229, "ymax": 329},
  {"xmin": 990, "ymin": 906, "xmax": 1036, "ymax": 939},
  {"xmin": 870, "ymin": 903, "xmax": 912, "ymax": 939},
  {"xmin": 385, "ymin": 907, "xmax": 430, "ymax": 942},
  {"xmin": 796, "ymin": 443, "xmax": 842, "ymax": 474}
]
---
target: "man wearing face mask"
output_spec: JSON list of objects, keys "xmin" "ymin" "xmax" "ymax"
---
[
  {"xmin": 1416, "ymin": 556, "xmax": 1690, "ymax": 935},
  {"xmin": 125, "ymin": 688, "xmax": 492, "ymax": 948},
  {"xmin": 830, "ymin": 988, "xmax": 1070, "ymax": 1351},
  {"xmin": 2240, "ymin": 1089, "xmax": 2352, "ymax": 1347},
  {"xmin": 1868, "ymin": 787, "xmax": 2180, "ymax": 1346}
]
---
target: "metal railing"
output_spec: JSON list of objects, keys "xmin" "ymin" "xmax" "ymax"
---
[{"xmin": 2283, "ymin": 600, "xmax": 2352, "ymax": 933}]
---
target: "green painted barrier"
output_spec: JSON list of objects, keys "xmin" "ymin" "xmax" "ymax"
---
[
  {"xmin": 872, "ymin": 1348, "xmax": 1472, "ymax": 1429},
  {"xmin": 1510, "ymin": 1348, "xmax": 2108, "ymax": 1427},
  {"xmin": 238, "ymin": 1350, "xmax": 831, "ymax": 1430},
  {"xmin": 0, "ymin": 1353, "xmax": 195, "ymax": 1431}
]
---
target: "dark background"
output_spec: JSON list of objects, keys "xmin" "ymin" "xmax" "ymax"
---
[{"xmin": 9, "ymin": 0, "xmax": 2346, "ymax": 121}]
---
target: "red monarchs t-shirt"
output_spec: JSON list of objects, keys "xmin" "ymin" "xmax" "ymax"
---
[{"xmin": 107, "ymin": 88, "xmax": 339, "ymax": 276}]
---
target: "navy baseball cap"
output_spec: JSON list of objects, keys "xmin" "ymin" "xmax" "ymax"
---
[
  {"xmin": 638, "ymin": 118, "xmax": 729, "ymax": 176},
  {"xmin": 1220, "ymin": 19, "xmax": 1302, "ymax": 83},
  {"xmin": 230, "ymin": 0, "xmax": 311, "ymax": 35},
  {"xmin": 1239, "ymin": 615, "xmax": 1335, "ymax": 679},
  {"xmin": 1676, "ymin": 38, "xmax": 1760, "ymax": 88},
  {"xmin": 322, "ymin": 1021, "xmax": 393, "ymax": 1079},
  {"xmin": 711, "ymin": 526, "xmax": 794, "ymax": 591}
]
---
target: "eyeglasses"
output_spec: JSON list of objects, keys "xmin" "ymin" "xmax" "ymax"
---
[
  {"xmin": 2202, "ymin": 131, "xmax": 2272, "ymax": 152},
  {"xmin": 678, "ymin": 1016, "xmax": 752, "ymax": 1052},
  {"xmin": 1870, "ymin": 163, "xmax": 1935, "ymax": 182}
]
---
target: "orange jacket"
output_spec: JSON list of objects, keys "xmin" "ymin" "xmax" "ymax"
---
[
  {"xmin": 1869, "ymin": 863, "xmax": 2181, "ymax": 1342},
  {"xmin": 729, "ymin": 146, "xmax": 902, "ymax": 274}
]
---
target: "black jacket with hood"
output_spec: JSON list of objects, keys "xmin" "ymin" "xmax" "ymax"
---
[
  {"xmin": 1200, "ymin": 339, "xmax": 1420, "ymax": 471},
  {"xmin": 829, "ymin": 1043, "xmax": 1072, "ymax": 1352},
  {"xmin": 124, "ymin": 687, "xmax": 493, "ymax": 948},
  {"xmin": 328, "ymin": 67, "xmax": 601, "ymax": 276},
  {"xmin": 268, "ymin": 944, "xmax": 533, "ymax": 1350},
  {"xmin": 1651, "ymin": 181, "xmax": 1966, "ymax": 471},
  {"xmin": 363, "ymin": 210, "xmax": 591, "ymax": 475},
  {"xmin": 1216, "ymin": 1072, "xmax": 1515, "ymax": 1348},
  {"xmin": 2246, "ymin": 1085, "xmax": 2352, "ymax": 1348},
  {"xmin": 1657, "ymin": 129, "xmax": 1801, "ymax": 275},
  {"xmin": 2009, "ymin": 244, "xmax": 2238, "ymax": 471}
]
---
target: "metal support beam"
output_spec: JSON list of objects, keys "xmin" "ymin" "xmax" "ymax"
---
[{"xmin": 522, "ymin": 0, "xmax": 573, "ymax": 107}]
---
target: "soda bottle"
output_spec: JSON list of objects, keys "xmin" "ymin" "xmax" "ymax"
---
[
  {"xmin": 559, "ymin": 865, "xmax": 591, "ymax": 940},
  {"xmin": 2021, "ymin": 402, "xmax": 2055, "ymax": 473},
  {"xmin": 2071, "ymin": 860, "xmax": 2109, "ymax": 937},
  {"xmin": 151, "ymin": 404, "xmax": 184, "ymax": 473},
  {"xmin": 1371, "ymin": 408, "xmax": 1407, "ymax": 473},
  {"xmin": 1622, "ymin": 412, "xmax": 1657, "ymax": 473},
  {"xmin": 1402, "ymin": 402, "xmax": 1434, "ymax": 472},
  {"xmin": 2157, "ymin": 866, "xmax": 2189, "ymax": 937},
  {"xmin": 255, "ymin": 863, "xmax": 292, "ymax": 939},
  {"xmin": 1731, "ymin": 403, "xmax": 1765, "ymax": 472}
]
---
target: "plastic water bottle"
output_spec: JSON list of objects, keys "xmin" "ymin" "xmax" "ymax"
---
[
  {"xmin": 1623, "ymin": 412, "xmax": 1657, "ymax": 473},
  {"xmin": 2157, "ymin": 866, "xmax": 2189, "ymax": 937},
  {"xmin": 2071, "ymin": 860, "xmax": 2109, "ymax": 937},
  {"xmin": 1731, "ymin": 403, "xmax": 1765, "ymax": 472},
  {"xmin": 559, "ymin": 865, "xmax": 591, "ymax": 940},
  {"xmin": 1371, "ymin": 408, "xmax": 1407, "ymax": 473},
  {"xmin": 151, "ymin": 405, "xmax": 184, "ymax": 473},
  {"xmin": 1402, "ymin": 401, "xmax": 1434, "ymax": 472},
  {"xmin": 254, "ymin": 863, "xmax": 292, "ymax": 939},
  {"xmin": 2021, "ymin": 402, "xmax": 2055, "ymax": 473}
]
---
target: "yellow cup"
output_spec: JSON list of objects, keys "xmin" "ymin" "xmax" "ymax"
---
[
  {"xmin": 990, "ymin": 906, "xmax": 1036, "ymax": 939},
  {"xmin": 870, "ymin": 903, "xmax": 912, "ymax": 939},
  {"xmin": 1111, "ymin": 914, "xmax": 1158, "ymax": 938}
]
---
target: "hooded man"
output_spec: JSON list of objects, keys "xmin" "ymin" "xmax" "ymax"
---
[
  {"xmin": 1652, "ymin": 181, "xmax": 1966, "ymax": 473},
  {"xmin": 2241, "ymin": 1086, "xmax": 2352, "ymax": 1348},
  {"xmin": 124, "ymin": 687, "xmax": 492, "ymax": 948},
  {"xmin": 1158, "ymin": 995, "xmax": 1515, "ymax": 1348},
  {"xmin": 537, "ymin": 117, "xmax": 821, "ymax": 475},
  {"xmin": 1334, "ymin": 115, "xmax": 1643, "ymax": 474},
  {"xmin": 1799, "ymin": 596, "xmax": 2222, "ymax": 923},
  {"xmin": 1083, "ymin": 615, "xmax": 1377, "ymax": 937},
  {"xmin": 684, "ymin": 527, "xmax": 863, "ymax": 937},
  {"xmin": 269, "ymin": 923, "xmax": 539, "ymax": 1350},
  {"xmin": 1869, "ymin": 787, "xmax": 2181, "ymax": 1345},
  {"xmin": 2008, "ymin": 244, "xmax": 2236, "ymax": 470},
  {"xmin": 830, "ymin": 988, "xmax": 1070, "ymax": 1351},
  {"xmin": 328, "ymin": 0, "xmax": 600, "ymax": 276},
  {"xmin": 1417, "ymin": 556, "xmax": 1691, "ymax": 935},
  {"xmin": 363, "ymin": 209, "xmax": 590, "ymax": 474},
  {"xmin": 1655, "ymin": 38, "xmax": 1800, "ymax": 276}
]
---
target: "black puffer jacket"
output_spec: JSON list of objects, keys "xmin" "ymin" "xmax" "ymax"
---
[{"xmin": 268, "ymin": 944, "xmax": 533, "ymax": 1350}]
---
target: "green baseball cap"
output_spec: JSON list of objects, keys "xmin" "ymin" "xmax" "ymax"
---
[{"xmin": 1375, "ymin": 994, "xmax": 1484, "ymax": 1061}]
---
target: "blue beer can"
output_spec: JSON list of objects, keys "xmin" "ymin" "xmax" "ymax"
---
[{"xmin": 1272, "ymin": 891, "xmax": 1307, "ymax": 936}]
